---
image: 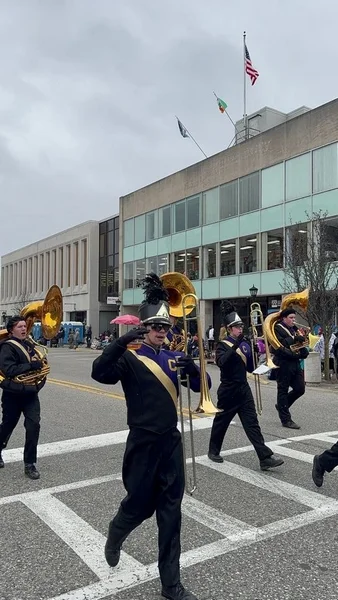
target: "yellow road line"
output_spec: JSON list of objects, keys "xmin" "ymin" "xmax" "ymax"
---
[{"xmin": 48, "ymin": 378, "xmax": 198, "ymax": 417}]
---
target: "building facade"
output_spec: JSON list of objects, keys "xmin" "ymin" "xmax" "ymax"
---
[
  {"xmin": 119, "ymin": 99, "xmax": 338, "ymax": 336},
  {"xmin": 0, "ymin": 221, "xmax": 100, "ymax": 334},
  {"xmin": 98, "ymin": 214, "xmax": 121, "ymax": 334}
]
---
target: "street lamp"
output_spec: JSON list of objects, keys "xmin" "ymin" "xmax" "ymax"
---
[{"xmin": 249, "ymin": 285, "xmax": 258, "ymax": 299}]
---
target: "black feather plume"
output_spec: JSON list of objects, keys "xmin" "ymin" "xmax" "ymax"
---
[
  {"xmin": 221, "ymin": 300, "xmax": 236, "ymax": 320},
  {"xmin": 139, "ymin": 272, "xmax": 169, "ymax": 305}
]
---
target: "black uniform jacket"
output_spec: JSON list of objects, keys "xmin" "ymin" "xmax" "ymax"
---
[
  {"xmin": 92, "ymin": 341, "xmax": 209, "ymax": 434},
  {"xmin": 215, "ymin": 337, "xmax": 254, "ymax": 410},
  {"xmin": 273, "ymin": 323, "xmax": 307, "ymax": 364},
  {"xmin": 0, "ymin": 337, "xmax": 46, "ymax": 394}
]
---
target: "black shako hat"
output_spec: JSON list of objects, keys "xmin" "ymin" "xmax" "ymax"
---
[
  {"xmin": 138, "ymin": 272, "xmax": 171, "ymax": 326},
  {"xmin": 221, "ymin": 300, "xmax": 244, "ymax": 328},
  {"xmin": 279, "ymin": 308, "xmax": 296, "ymax": 319}
]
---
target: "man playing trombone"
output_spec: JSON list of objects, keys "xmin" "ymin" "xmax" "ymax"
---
[
  {"xmin": 92, "ymin": 273, "xmax": 210, "ymax": 600},
  {"xmin": 208, "ymin": 300, "xmax": 284, "ymax": 471}
]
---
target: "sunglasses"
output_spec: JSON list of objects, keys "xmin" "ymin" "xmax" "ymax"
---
[{"xmin": 150, "ymin": 324, "xmax": 171, "ymax": 333}]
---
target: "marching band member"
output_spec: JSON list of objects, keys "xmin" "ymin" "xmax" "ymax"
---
[
  {"xmin": 0, "ymin": 316, "xmax": 46, "ymax": 479},
  {"xmin": 273, "ymin": 309, "xmax": 309, "ymax": 429},
  {"xmin": 92, "ymin": 273, "xmax": 210, "ymax": 600},
  {"xmin": 208, "ymin": 300, "xmax": 284, "ymax": 471},
  {"xmin": 164, "ymin": 314, "xmax": 186, "ymax": 351}
]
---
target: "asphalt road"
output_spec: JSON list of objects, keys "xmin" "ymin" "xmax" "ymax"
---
[{"xmin": 1, "ymin": 347, "xmax": 338, "ymax": 600}]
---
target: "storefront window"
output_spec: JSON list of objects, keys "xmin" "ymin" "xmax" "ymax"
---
[
  {"xmin": 239, "ymin": 235, "xmax": 257, "ymax": 273},
  {"xmin": 220, "ymin": 240, "xmax": 236, "ymax": 276},
  {"xmin": 186, "ymin": 248, "xmax": 200, "ymax": 280},
  {"xmin": 124, "ymin": 262, "xmax": 134, "ymax": 289},
  {"xmin": 204, "ymin": 244, "xmax": 216, "ymax": 278},
  {"xmin": 267, "ymin": 229, "xmax": 284, "ymax": 270}
]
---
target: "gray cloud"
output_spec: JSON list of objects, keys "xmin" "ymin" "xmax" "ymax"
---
[{"xmin": 0, "ymin": 0, "xmax": 337, "ymax": 255}]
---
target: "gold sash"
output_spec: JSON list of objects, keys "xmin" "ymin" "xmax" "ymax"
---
[
  {"xmin": 222, "ymin": 340, "xmax": 247, "ymax": 365},
  {"xmin": 128, "ymin": 350, "xmax": 178, "ymax": 407}
]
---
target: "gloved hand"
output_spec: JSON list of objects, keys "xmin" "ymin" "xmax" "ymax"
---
[
  {"xmin": 176, "ymin": 355, "xmax": 198, "ymax": 376},
  {"xmin": 299, "ymin": 347, "xmax": 309, "ymax": 359},
  {"xmin": 232, "ymin": 333, "xmax": 244, "ymax": 350},
  {"xmin": 118, "ymin": 327, "xmax": 149, "ymax": 348},
  {"xmin": 294, "ymin": 334, "xmax": 305, "ymax": 344},
  {"xmin": 30, "ymin": 360, "xmax": 43, "ymax": 371}
]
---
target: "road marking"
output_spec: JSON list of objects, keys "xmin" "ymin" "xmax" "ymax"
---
[
  {"xmin": 182, "ymin": 495, "xmax": 256, "ymax": 537},
  {"xmin": 48, "ymin": 378, "xmax": 125, "ymax": 400},
  {"xmin": 197, "ymin": 455, "xmax": 334, "ymax": 509},
  {"xmin": 22, "ymin": 493, "xmax": 142, "ymax": 578}
]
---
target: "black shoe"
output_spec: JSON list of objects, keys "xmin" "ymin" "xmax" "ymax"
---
[
  {"xmin": 162, "ymin": 582, "xmax": 199, "ymax": 600},
  {"xmin": 104, "ymin": 540, "xmax": 121, "ymax": 567},
  {"xmin": 207, "ymin": 451, "xmax": 223, "ymax": 463},
  {"xmin": 312, "ymin": 455, "xmax": 325, "ymax": 487},
  {"xmin": 282, "ymin": 420, "xmax": 300, "ymax": 430},
  {"xmin": 260, "ymin": 455, "xmax": 284, "ymax": 471},
  {"xmin": 24, "ymin": 464, "xmax": 40, "ymax": 480},
  {"xmin": 0, "ymin": 453, "xmax": 4, "ymax": 468}
]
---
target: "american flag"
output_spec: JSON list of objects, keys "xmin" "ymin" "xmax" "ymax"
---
[{"xmin": 245, "ymin": 42, "xmax": 259, "ymax": 86}]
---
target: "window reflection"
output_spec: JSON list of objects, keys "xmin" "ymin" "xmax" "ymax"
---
[
  {"xmin": 220, "ymin": 240, "xmax": 236, "ymax": 276},
  {"xmin": 205, "ymin": 244, "xmax": 216, "ymax": 278},
  {"xmin": 135, "ymin": 259, "xmax": 146, "ymax": 286},
  {"xmin": 267, "ymin": 229, "xmax": 284, "ymax": 270},
  {"xmin": 239, "ymin": 235, "xmax": 257, "ymax": 273},
  {"xmin": 186, "ymin": 248, "xmax": 200, "ymax": 280},
  {"xmin": 174, "ymin": 251, "xmax": 186, "ymax": 273},
  {"xmin": 158, "ymin": 255, "xmax": 168, "ymax": 276},
  {"xmin": 286, "ymin": 225, "xmax": 308, "ymax": 267},
  {"xmin": 124, "ymin": 262, "xmax": 134, "ymax": 289}
]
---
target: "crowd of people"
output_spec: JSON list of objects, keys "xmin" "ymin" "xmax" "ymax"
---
[{"xmin": 0, "ymin": 272, "xmax": 338, "ymax": 599}]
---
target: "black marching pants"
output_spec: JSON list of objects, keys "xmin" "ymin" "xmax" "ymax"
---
[
  {"xmin": 276, "ymin": 361, "xmax": 305, "ymax": 424},
  {"xmin": 107, "ymin": 427, "xmax": 185, "ymax": 587},
  {"xmin": 208, "ymin": 383, "xmax": 272, "ymax": 461},
  {"xmin": 319, "ymin": 440, "xmax": 338, "ymax": 473},
  {"xmin": 0, "ymin": 391, "xmax": 41, "ymax": 464}
]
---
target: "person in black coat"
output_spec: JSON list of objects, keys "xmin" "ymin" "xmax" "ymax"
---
[
  {"xmin": 208, "ymin": 300, "xmax": 284, "ymax": 472},
  {"xmin": 0, "ymin": 316, "xmax": 46, "ymax": 479},
  {"xmin": 91, "ymin": 273, "xmax": 209, "ymax": 600},
  {"xmin": 273, "ymin": 309, "xmax": 309, "ymax": 429}
]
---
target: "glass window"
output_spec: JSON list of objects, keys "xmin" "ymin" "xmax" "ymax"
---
[
  {"xmin": 220, "ymin": 180, "xmax": 238, "ymax": 220},
  {"xmin": 135, "ymin": 259, "xmax": 146, "ymax": 286},
  {"xmin": 124, "ymin": 262, "xmax": 134, "ymax": 289},
  {"xmin": 174, "ymin": 251, "xmax": 186, "ymax": 273},
  {"xmin": 175, "ymin": 201, "xmax": 186, "ymax": 232},
  {"xmin": 285, "ymin": 153, "xmax": 311, "ymax": 201},
  {"xmin": 99, "ymin": 222, "xmax": 107, "ymax": 234},
  {"xmin": 239, "ymin": 172, "xmax": 260, "ymax": 214},
  {"xmin": 267, "ymin": 229, "xmax": 284, "ymax": 270},
  {"xmin": 239, "ymin": 235, "xmax": 257, "ymax": 273},
  {"xmin": 146, "ymin": 211, "xmax": 158, "ymax": 241},
  {"xmin": 159, "ymin": 206, "xmax": 171, "ymax": 236},
  {"xmin": 262, "ymin": 163, "xmax": 284, "ymax": 207},
  {"xmin": 123, "ymin": 219, "xmax": 134, "ymax": 247},
  {"xmin": 114, "ymin": 232, "xmax": 119, "ymax": 254},
  {"xmin": 313, "ymin": 143, "xmax": 338, "ymax": 194},
  {"xmin": 147, "ymin": 256, "xmax": 158, "ymax": 272},
  {"xmin": 205, "ymin": 244, "xmax": 216, "ymax": 278},
  {"xmin": 323, "ymin": 218, "xmax": 338, "ymax": 261},
  {"xmin": 134, "ymin": 215, "xmax": 145, "ymax": 244},
  {"xmin": 186, "ymin": 195, "xmax": 200, "ymax": 229},
  {"xmin": 108, "ymin": 219, "xmax": 114, "ymax": 231},
  {"xmin": 203, "ymin": 188, "xmax": 219, "ymax": 225},
  {"xmin": 113, "ymin": 267, "xmax": 119, "ymax": 295},
  {"xmin": 107, "ymin": 231, "xmax": 114, "ymax": 255},
  {"xmin": 220, "ymin": 240, "xmax": 236, "ymax": 276},
  {"xmin": 99, "ymin": 233, "xmax": 106, "ymax": 258},
  {"xmin": 286, "ymin": 225, "xmax": 308, "ymax": 267},
  {"xmin": 114, "ymin": 216, "xmax": 119, "ymax": 230},
  {"xmin": 186, "ymin": 248, "xmax": 200, "ymax": 280},
  {"xmin": 158, "ymin": 255, "xmax": 168, "ymax": 275}
]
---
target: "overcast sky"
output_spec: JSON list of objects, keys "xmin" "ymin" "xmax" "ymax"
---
[{"xmin": 0, "ymin": 0, "xmax": 337, "ymax": 255}]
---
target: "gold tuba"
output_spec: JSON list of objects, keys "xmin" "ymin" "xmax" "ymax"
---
[
  {"xmin": 0, "ymin": 285, "xmax": 63, "ymax": 386},
  {"xmin": 263, "ymin": 288, "xmax": 309, "ymax": 351},
  {"xmin": 160, "ymin": 272, "xmax": 196, "ymax": 351}
]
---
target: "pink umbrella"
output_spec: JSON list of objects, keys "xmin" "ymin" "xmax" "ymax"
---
[{"xmin": 110, "ymin": 314, "xmax": 140, "ymax": 325}]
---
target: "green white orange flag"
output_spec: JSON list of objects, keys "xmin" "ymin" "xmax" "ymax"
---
[{"xmin": 216, "ymin": 96, "xmax": 227, "ymax": 113}]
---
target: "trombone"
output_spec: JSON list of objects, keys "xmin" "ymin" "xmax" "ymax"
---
[{"xmin": 250, "ymin": 302, "xmax": 278, "ymax": 415}]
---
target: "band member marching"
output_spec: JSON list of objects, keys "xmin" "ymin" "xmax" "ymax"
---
[
  {"xmin": 164, "ymin": 314, "xmax": 186, "ymax": 351},
  {"xmin": 273, "ymin": 308, "xmax": 309, "ymax": 429},
  {"xmin": 0, "ymin": 316, "xmax": 48, "ymax": 479},
  {"xmin": 208, "ymin": 300, "xmax": 284, "ymax": 471},
  {"xmin": 92, "ymin": 273, "xmax": 210, "ymax": 600}
]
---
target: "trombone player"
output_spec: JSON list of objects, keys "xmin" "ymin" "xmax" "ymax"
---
[
  {"xmin": 208, "ymin": 300, "xmax": 284, "ymax": 471},
  {"xmin": 91, "ymin": 273, "xmax": 210, "ymax": 600},
  {"xmin": 0, "ymin": 316, "xmax": 46, "ymax": 479}
]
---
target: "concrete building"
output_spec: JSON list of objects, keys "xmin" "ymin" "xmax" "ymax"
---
[
  {"xmin": 1, "ymin": 221, "xmax": 100, "ymax": 334},
  {"xmin": 119, "ymin": 98, "xmax": 338, "ymax": 336}
]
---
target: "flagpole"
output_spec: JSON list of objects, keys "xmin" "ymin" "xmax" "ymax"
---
[
  {"xmin": 213, "ymin": 91, "xmax": 241, "ymax": 141},
  {"xmin": 175, "ymin": 116, "xmax": 208, "ymax": 159},
  {"xmin": 243, "ymin": 30, "xmax": 248, "ymax": 141}
]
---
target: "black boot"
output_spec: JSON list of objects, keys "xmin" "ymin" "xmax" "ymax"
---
[
  {"xmin": 162, "ymin": 582, "xmax": 199, "ymax": 600},
  {"xmin": 312, "ymin": 455, "xmax": 325, "ymax": 487},
  {"xmin": 24, "ymin": 464, "xmax": 40, "ymax": 480},
  {"xmin": 0, "ymin": 452, "xmax": 4, "ymax": 468},
  {"xmin": 104, "ymin": 521, "xmax": 127, "ymax": 568}
]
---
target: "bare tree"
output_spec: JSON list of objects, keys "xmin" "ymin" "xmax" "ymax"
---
[
  {"xmin": 284, "ymin": 211, "xmax": 338, "ymax": 380},
  {"xmin": 11, "ymin": 290, "xmax": 32, "ymax": 315}
]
